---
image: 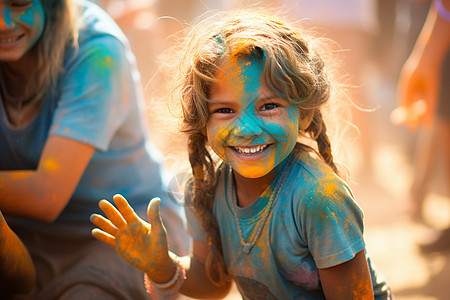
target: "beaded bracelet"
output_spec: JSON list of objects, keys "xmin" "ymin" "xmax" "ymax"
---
[
  {"xmin": 435, "ymin": 0, "xmax": 450, "ymax": 21},
  {"xmin": 144, "ymin": 258, "xmax": 186, "ymax": 300}
]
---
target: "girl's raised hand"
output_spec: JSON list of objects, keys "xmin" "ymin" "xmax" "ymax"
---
[{"xmin": 91, "ymin": 194, "xmax": 174, "ymax": 280}]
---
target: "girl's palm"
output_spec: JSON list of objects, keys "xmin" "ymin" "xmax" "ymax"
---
[{"xmin": 91, "ymin": 194, "xmax": 169, "ymax": 275}]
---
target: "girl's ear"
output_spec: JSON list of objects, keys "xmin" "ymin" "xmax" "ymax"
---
[{"xmin": 299, "ymin": 110, "xmax": 314, "ymax": 131}]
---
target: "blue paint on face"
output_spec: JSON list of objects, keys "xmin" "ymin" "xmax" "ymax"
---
[{"xmin": 206, "ymin": 55, "xmax": 300, "ymax": 179}]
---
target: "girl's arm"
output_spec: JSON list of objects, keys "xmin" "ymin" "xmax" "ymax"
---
[
  {"xmin": 180, "ymin": 239, "xmax": 232, "ymax": 298},
  {"xmin": 318, "ymin": 249, "xmax": 374, "ymax": 300},
  {"xmin": 0, "ymin": 135, "xmax": 95, "ymax": 222},
  {"xmin": 91, "ymin": 194, "xmax": 231, "ymax": 298}
]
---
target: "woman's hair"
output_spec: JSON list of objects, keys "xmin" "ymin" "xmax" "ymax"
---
[
  {"xmin": 169, "ymin": 11, "xmax": 340, "ymax": 286},
  {"xmin": 26, "ymin": 0, "xmax": 79, "ymax": 99}
]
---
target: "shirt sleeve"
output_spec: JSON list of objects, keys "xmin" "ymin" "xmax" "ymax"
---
[
  {"xmin": 297, "ymin": 177, "xmax": 366, "ymax": 269},
  {"xmin": 50, "ymin": 34, "xmax": 132, "ymax": 151}
]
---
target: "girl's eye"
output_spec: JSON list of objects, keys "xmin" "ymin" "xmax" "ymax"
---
[
  {"xmin": 215, "ymin": 108, "xmax": 234, "ymax": 114},
  {"xmin": 260, "ymin": 103, "xmax": 279, "ymax": 111}
]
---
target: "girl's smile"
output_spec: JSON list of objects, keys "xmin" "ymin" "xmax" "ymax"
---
[
  {"xmin": 206, "ymin": 54, "xmax": 300, "ymax": 179},
  {"xmin": 233, "ymin": 144, "xmax": 270, "ymax": 155}
]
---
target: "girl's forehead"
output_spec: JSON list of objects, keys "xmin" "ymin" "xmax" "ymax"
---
[
  {"xmin": 217, "ymin": 55, "xmax": 264, "ymax": 80},
  {"xmin": 214, "ymin": 55, "xmax": 264, "ymax": 97}
]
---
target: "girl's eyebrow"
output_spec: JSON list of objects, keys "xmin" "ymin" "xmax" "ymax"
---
[
  {"xmin": 208, "ymin": 98, "xmax": 232, "ymax": 105},
  {"xmin": 208, "ymin": 101, "xmax": 230, "ymax": 109},
  {"xmin": 258, "ymin": 94, "xmax": 284, "ymax": 101}
]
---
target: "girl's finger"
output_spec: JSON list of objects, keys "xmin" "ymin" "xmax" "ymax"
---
[
  {"xmin": 98, "ymin": 199, "xmax": 127, "ymax": 229},
  {"xmin": 147, "ymin": 197, "xmax": 165, "ymax": 236},
  {"xmin": 91, "ymin": 228, "xmax": 116, "ymax": 247},
  {"xmin": 113, "ymin": 194, "xmax": 140, "ymax": 224},
  {"xmin": 90, "ymin": 214, "xmax": 119, "ymax": 237}
]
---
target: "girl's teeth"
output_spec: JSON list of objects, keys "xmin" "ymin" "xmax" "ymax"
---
[{"xmin": 235, "ymin": 145, "xmax": 268, "ymax": 154}]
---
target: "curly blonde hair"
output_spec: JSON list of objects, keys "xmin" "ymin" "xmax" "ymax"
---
[{"xmin": 169, "ymin": 11, "xmax": 341, "ymax": 287}]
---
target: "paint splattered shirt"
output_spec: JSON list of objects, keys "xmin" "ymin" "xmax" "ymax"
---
[
  {"xmin": 185, "ymin": 149, "xmax": 390, "ymax": 299},
  {"xmin": 0, "ymin": 1, "xmax": 172, "ymax": 223}
]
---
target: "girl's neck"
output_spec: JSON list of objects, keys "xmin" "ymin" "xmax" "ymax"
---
[
  {"xmin": 233, "ymin": 170, "xmax": 276, "ymax": 208},
  {"xmin": 232, "ymin": 154, "xmax": 292, "ymax": 208}
]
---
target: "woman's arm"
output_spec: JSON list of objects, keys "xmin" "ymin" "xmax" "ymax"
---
[
  {"xmin": 91, "ymin": 195, "xmax": 231, "ymax": 298},
  {"xmin": 318, "ymin": 249, "xmax": 374, "ymax": 300},
  {"xmin": 0, "ymin": 135, "xmax": 95, "ymax": 222}
]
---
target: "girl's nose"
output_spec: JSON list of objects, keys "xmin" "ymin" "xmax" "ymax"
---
[
  {"xmin": 231, "ymin": 112, "xmax": 262, "ymax": 138},
  {"xmin": 0, "ymin": 9, "xmax": 15, "ymax": 31}
]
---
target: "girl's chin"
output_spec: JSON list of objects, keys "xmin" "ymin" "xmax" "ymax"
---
[{"xmin": 232, "ymin": 166, "xmax": 273, "ymax": 179}]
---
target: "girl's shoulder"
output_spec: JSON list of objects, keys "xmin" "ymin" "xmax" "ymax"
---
[
  {"xmin": 292, "ymin": 149, "xmax": 339, "ymax": 181},
  {"xmin": 289, "ymin": 149, "xmax": 353, "ymax": 200}
]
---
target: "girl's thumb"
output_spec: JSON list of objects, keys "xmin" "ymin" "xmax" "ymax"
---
[{"xmin": 147, "ymin": 197, "xmax": 164, "ymax": 234}]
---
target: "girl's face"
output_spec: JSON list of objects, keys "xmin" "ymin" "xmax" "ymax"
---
[
  {"xmin": 206, "ymin": 55, "xmax": 300, "ymax": 179},
  {"xmin": 0, "ymin": 0, "xmax": 45, "ymax": 62}
]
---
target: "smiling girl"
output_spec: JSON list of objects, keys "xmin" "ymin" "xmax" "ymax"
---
[
  {"xmin": 0, "ymin": 0, "xmax": 189, "ymax": 298},
  {"xmin": 91, "ymin": 11, "xmax": 392, "ymax": 299}
]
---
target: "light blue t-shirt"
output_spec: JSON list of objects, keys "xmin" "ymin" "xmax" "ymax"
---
[
  {"xmin": 186, "ymin": 149, "xmax": 390, "ymax": 299},
  {"xmin": 0, "ymin": 1, "xmax": 174, "ymax": 223}
]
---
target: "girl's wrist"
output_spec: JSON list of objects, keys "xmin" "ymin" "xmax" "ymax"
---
[
  {"xmin": 146, "ymin": 261, "xmax": 180, "ymax": 288},
  {"xmin": 146, "ymin": 256, "xmax": 178, "ymax": 283},
  {"xmin": 144, "ymin": 255, "xmax": 187, "ymax": 300}
]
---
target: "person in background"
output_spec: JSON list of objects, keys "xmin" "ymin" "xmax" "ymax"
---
[
  {"xmin": 395, "ymin": 0, "xmax": 450, "ymax": 252},
  {"xmin": 91, "ymin": 11, "xmax": 391, "ymax": 299},
  {"xmin": 0, "ymin": 0, "xmax": 188, "ymax": 298}
]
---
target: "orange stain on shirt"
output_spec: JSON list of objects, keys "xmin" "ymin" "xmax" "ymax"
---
[
  {"xmin": 10, "ymin": 173, "xmax": 30, "ymax": 180},
  {"xmin": 42, "ymin": 158, "xmax": 59, "ymax": 172}
]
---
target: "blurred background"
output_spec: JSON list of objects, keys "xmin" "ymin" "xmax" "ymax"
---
[{"xmin": 93, "ymin": 0, "xmax": 449, "ymax": 299}]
